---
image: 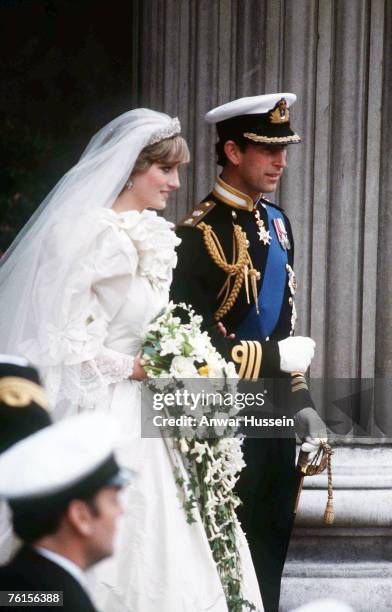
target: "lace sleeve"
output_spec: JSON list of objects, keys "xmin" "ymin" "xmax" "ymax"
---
[{"xmin": 79, "ymin": 347, "xmax": 134, "ymax": 408}]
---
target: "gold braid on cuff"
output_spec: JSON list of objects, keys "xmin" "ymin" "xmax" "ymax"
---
[
  {"xmin": 231, "ymin": 341, "xmax": 262, "ymax": 381},
  {"xmin": 0, "ymin": 377, "xmax": 49, "ymax": 411},
  {"xmin": 291, "ymin": 372, "xmax": 309, "ymax": 392}
]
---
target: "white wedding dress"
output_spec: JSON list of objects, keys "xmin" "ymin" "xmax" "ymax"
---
[{"xmin": 20, "ymin": 207, "xmax": 263, "ymax": 612}]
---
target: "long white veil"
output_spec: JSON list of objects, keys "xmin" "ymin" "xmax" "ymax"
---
[{"xmin": 0, "ymin": 108, "xmax": 181, "ymax": 412}]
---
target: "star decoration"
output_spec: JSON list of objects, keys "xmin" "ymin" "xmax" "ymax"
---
[
  {"xmin": 257, "ymin": 226, "xmax": 272, "ymax": 245},
  {"xmin": 254, "ymin": 209, "xmax": 272, "ymax": 245}
]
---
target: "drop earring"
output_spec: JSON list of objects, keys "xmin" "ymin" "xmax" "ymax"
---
[{"xmin": 126, "ymin": 179, "xmax": 133, "ymax": 190}]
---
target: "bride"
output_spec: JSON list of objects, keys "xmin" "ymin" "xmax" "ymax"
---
[{"xmin": 0, "ymin": 109, "xmax": 263, "ymax": 611}]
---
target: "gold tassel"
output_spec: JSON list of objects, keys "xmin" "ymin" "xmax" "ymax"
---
[
  {"xmin": 323, "ymin": 445, "xmax": 334, "ymax": 525},
  {"xmin": 324, "ymin": 498, "xmax": 334, "ymax": 525},
  {"xmin": 297, "ymin": 441, "xmax": 334, "ymax": 525},
  {"xmin": 243, "ymin": 265, "xmax": 250, "ymax": 304},
  {"xmin": 249, "ymin": 269, "xmax": 260, "ymax": 314}
]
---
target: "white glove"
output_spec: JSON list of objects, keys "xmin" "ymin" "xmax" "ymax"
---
[
  {"xmin": 300, "ymin": 437, "xmax": 328, "ymax": 461},
  {"xmin": 295, "ymin": 407, "xmax": 328, "ymax": 441},
  {"xmin": 278, "ymin": 336, "xmax": 315, "ymax": 373}
]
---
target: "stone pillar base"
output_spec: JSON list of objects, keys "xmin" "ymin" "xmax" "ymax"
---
[{"xmin": 280, "ymin": 445, "xmax": 392, "ymax": 611}]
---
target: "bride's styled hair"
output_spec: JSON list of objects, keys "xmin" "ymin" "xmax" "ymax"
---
[
  {"xmin": 0, "ymin": 109, "xmax": 185, "ymax": 395},
  {"xmin": 132, "ymin": 135, "xmax": 190, "ymax": 175}
]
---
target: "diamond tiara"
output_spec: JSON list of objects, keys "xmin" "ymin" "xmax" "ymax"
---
[{"xmin": 148, "ymin": 117, "xmax": 181, "ymax": 145}]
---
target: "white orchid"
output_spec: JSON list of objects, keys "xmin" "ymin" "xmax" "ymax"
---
[
  {"xmin": 141, "ymin": 302, "xmax": 253, "ymax": 611},
  {"xmin": 179, "ymin": 438, "xmax": 189, "ymax": 453},
  {"xmin": 224, "ymin": 361, "xmax": 238, "ymax": 379},
  {"xmin": 160, "ymin": 336, "xmax": 182, "ymax": 356},
  {"xmin": 205, "ymin": 357, "xmax": 224, "ymax": 378},
  {"xmin": 169, "ymin": 356, "xmax": 198, "ymax": 377},
  {"xmin": 190, "ymin": 441, "xmax": 208, "ymax": 462},
  {"xmin": 187, "ymin": 332, "xmax": 211, "ymax": 360}
]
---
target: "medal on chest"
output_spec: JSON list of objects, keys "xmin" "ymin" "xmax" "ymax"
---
[
  {"xmin": 254, "ymin": 209, "xmax": 272, "ymax": 245},
  {"xmin": 273, "ymin": 217, "xmax": 291, "ymax": 250},
  {"xmin": 286, "ymin": 263, "xmax": 297, "ymax": 295},
  {"xmin": 286, "ymin": 264, "xmax": 298, "ymax": 334}
]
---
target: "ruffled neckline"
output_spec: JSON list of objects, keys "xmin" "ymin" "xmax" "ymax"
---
[{"xmin": 102, "ymin": 208, "xmax": 181, "ymax": 288}]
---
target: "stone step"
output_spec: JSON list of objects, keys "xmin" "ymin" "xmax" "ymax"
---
[
  {"xmin": 288, "ymin": 533, "xmax": 392, "ymax": 562},
  {"xmin": 284, "ymin": 561, "xmax": 392, "ymax": 578},
  {"xmin": 280, "ymin": 573, "xmax": 392, "ymax": 611},
  {"xmin": 280, "ymin": 446, "xmax": 392, "ymax": 611}
]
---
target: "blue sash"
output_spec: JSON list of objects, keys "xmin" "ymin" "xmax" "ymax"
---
[{"xmin": 236, "ymin": 205, "xmax": 288, "ymax": 341}]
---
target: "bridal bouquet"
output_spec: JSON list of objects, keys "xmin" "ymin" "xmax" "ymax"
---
[{"xmin": 141, "ymin": 302, "xmax": 255, "ymax": 612}]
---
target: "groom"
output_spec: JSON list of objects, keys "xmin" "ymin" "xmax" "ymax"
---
[{"xmin": 171, "ymin": 93, "xmax": 326, "ymax": 611}]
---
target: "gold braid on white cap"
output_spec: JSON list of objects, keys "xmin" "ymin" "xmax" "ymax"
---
[
  {"xmin": 148, "ymin": 117, "xmax": 181, "ymax": 145},
  {"xmin": 0, "ymin": 377, "xmax": 49, "ymax": 411},
  {"xmin": 243, "ymin": 132, "xmax": 301, "ymax": 144}
]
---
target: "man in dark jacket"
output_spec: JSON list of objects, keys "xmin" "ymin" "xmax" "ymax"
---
[
  {"xmin": 0, "ymin": 355, "xmax": 52, "ymax": 566},
  {"xmin": 171, "ymin": 93, "xmax": 327, "ymax": 611},
  {"xmin": 0, "ymin": 413, "xmax": 131, "ymax": 611},
  {"xmin": 0, "ymin": 355, "xmax": 51, "ymax": 454}
]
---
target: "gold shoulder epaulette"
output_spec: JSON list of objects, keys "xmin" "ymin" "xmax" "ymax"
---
[
  {"xmin": 196, "ymin": 220, "xmax": 261, "ymax": 321},
  {"xmin": 177, "ymin": 201, "xmax": 216, "ymax": 227}
]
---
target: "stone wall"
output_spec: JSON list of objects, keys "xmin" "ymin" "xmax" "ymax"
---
[
  {"xmin": 133, "ymin": 2, "xmax": 392, "ymax": 608},
  {"xmin": 134, "ymin": 0, "xmax": 392, "ymax": 417}
]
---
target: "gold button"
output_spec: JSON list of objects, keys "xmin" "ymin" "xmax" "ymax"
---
[{"xmin": 289, "ymin": 297, "xmax": 293, "ymax": 306}]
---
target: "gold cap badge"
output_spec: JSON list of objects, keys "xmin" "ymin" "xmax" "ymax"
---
[{"xmin": 269, "ymin": 98, "xmax": 290, "ymax": 124}]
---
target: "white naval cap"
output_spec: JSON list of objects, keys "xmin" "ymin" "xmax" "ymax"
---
[
  {"xmin": 205, "ymin": 93, "xmax": 297, "ymax": 123},
  {"xmin": 0, "ymin": 412, "xmax": 131, "ymax": 504},
  {"xmin": 205, "ymin": 93, "xmax": 301, "ymax": 145}
]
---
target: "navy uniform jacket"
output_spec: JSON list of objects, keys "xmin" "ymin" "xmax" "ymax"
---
[
  {"xmin": 0, "ymin": 546, "xmax": 97, "ymax": 612},
  {"xmin": 171, "ymin": 176, "xmax": 312, "ymax": 414}
]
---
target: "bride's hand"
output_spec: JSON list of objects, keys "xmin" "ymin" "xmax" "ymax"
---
[{"xmin": 130, "ymin": 353, "xmax": 147, "ymax": 381}]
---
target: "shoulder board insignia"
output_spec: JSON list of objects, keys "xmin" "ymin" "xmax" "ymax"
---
[{"xmin": 177, "ymin": 201, "xmax": 216, "ymax": 227}]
